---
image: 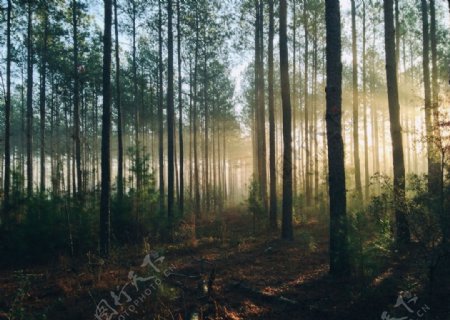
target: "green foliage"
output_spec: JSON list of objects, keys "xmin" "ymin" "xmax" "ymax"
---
[
  {"xmin": 348, "ymin": 176, "xmax": 395, "ymax": 279},
  {"xmin": 0, "ymin": 195, "xmax": 97, "ymax": 267},
  {"xmin": 112, "ymin": 147, "xmax": 160, "ymax": 244},
  {"xmin": 406, "ymin": 174, "xmax": 442, "ymax": 247},
  {"xmin": 246, "ymin": 176, "xmax": 264, "ymax": 218}
]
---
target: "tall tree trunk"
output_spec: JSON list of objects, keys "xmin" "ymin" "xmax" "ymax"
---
[
  {"xmin": 131, "ymin": 0, "xmax": 141, "ymax": 192},
  {"xmin": 292, "ymin": 1, "xmax": 297, "ymax": 202},
  {"xmin": 325, "ymin": 0, "xmax": 350, "ymax": 276},
  {"xmin": 362, "ymin": 2, "xmax": 369, "ymax": 202},
  {"xmin": 203, "ymin": 54, "xmax": 209, "ymax": 213},
  {"xmin": 100, "ymin": 0, "xmax": 113, "ymax": 257},
  {"xmin": 114, "ymin": 0, "xmax": 124, "ymax": 200},
  {"xmin": 4, "ymin": 0, "xmax": 12, "ymax": 210},
  {"xmin": 429, "ymin": 0, "xmax": 442, "ymax": 195},
  {"xmin": 177, "ymin": 0, "xmax": 184, "ymax": 217},
  {"xmin": 420, "ymin": 0, "xmax": 437, "ymax": 195},
  {"xmin": 303, "ymin": 4, "xmax": 311, "ymax": 207},
  {"xmin": 193, "ymin": 6, "xmax": 201, "ymax": 218},
  {"xmin": 384, "ymin": 0, "xmax": 410, "ymax": 245},
  {"xmin": 39, "ymin": 8, "xmax": 48, "ymax": 194},
  {"xmin": 73, "ymin": 0, "xmax": 82, "ymax": 197},
  {"xmin": 429, "ymin": 0, "xmax": 446, "ymax": 242},
  {"xmin": 280, "ymin": 0, "xmax": 293, "ymax": 241},
  {"xmin": 268, "ymin": 0, "xmax": 277, "ymax": 231},
  {"xmin": 167, "ymin": 0, "xmax": 175, "ymax": 241},
  {"xmin": 158, "ymin": 0, "xmax": 165, "ymax": 214},
  {"xmin": 312, "ymin": 14, "xmax": 319, "ymax": 206},
  {"xmin": 351, "ymin": 0, "xmax": 362, "ymax": 200},
  {"xmin": 255, "ymin": 0, "xmax": 267, "ymax": 215},
  {"xmin": 26, "ymin": 0, "xmax": 33, "ymax": 198}
]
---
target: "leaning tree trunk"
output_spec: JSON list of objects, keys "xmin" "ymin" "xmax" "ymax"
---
[
  {"xmin": 383, "ymin": 0, "xmax": 410, "ymax": 246},
  {"xmin": 325, "ymin": 0, "xmax": 350, "ymax": 276}
]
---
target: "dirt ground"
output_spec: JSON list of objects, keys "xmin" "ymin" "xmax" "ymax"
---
[{"xmin": 0, "ymin": 213, "xmax": 449, "ymax": 320}]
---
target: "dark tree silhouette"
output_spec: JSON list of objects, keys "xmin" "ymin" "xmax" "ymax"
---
[
  {"xmin": 167, "ymin": 0, "xmax": 175, "ymax": 240},
  {"xmin": 114, "ymin": 0, "xmax": 124, "ymax": 200},
  {"xmin": 268, "ymin": 0, "xmax": 277, "ymax": 231},
  {"xmin": 325, "ymin": 0, "xmax": 350, "ymax": 276},
  {"xmin": 100, "ymin": 0, "xmax": 113, "ymax": 257},
  {"xmin": 383, "ymin": 0, "xmax": 410, "ymax": 245},
  {"xmin": 3, "ymin": 0, "xmax": 12, "ymax": 210},
  {"xmin": 280, "ymin": 0, "xmax": 293, "ymax": 241}
]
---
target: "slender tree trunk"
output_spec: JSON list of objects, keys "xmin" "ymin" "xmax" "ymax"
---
[
  {"xmin": 73, "ymin": 0, "xmax": 82, "ymax": 197},
  {"xmin": 362, "ymin": 2, "xmax": 369, "ymax": 202},
  {"xmin": 280, "ymin": 0, "xmax": 293, "ymax": 241},
  {"xmin": 421, "ymin": 0, "xmax": 437, "ymax": 194},
  {"xmin": 429, "ymin": 0, "xmax": 446, "ymax": 242},
  {"xmin": 158, "ymin": 0, "xmax": 165, "ymax": 214},
  {"xmin": 203, "ymin": 54, "xmax": 209, "ymax": 213},
  {"xmin": 167, "ymin": 0, "xmax": 175, "ymax": 241},
  {"xmin": 4, "ymin": 0, "xmax": 12, "ymax": 210},
  {"xmin": 26, "ymin": 0, "xmax": 33, "ymax": 198},
  {"xmin": 351, "ymin": 0, "xmax": 362, "ymax": 199},
  {"xmin": 100, "ymin": 0, "xmax": 112, "ymax": 257},
  {"xmin": 384, "ymin": 0, "xmax": 410, "ymax": 245},
  {"xmin": 325, "ymin": 0, "xmax": 350, "ymax": 276},
  {"xmin": 429, "ymin": 0, "xmax": 442, "ymax": 196},
  {"xmin": 312, "ymin": 15, "xmax": 319, "ymax": 206},
  {"xmin": 39, "ymin": 8, "xmax": 48, "ymax": 194},
  {"xmin": 114, "ymin": 0, "xmax": 124, "ymax": 199},
  {"xmin": 193, "ymin": 6, "xmax": 201, "ymax": 218},
  {"xmin": 268, "ymin": 0, "xmax": 277, "ymax": 231},
  {"xmin": 292, "ymin": 2, "xmax": 297, "ymax": 202},
  {"xmin": 177, "ymin": 0, "xmax": 184, "ymax": 217},
  {"xmin": 303, "ymin": 6, "xmax": 311, "ymax": 207},
  {"xmin": 131, "ymin": 1, "xmax": 141, "ymax": 192}
]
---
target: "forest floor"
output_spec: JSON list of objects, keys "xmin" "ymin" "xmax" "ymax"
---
[{"xmin": 0, "ymin": 211, "xmax": 449, "ymax": 320}]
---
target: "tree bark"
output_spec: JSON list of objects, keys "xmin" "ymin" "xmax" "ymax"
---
[
  {"xmin": 303, "ymin": 5, "xmax": 311, "ymax": 207},
  {"xmin": 268, "ymin": 0, "xmax": 277, "ymax": 231},
  {"xmin": 351, "ymin": 0, "xmax": 362, "ymax": 200},
  {"xmin": 73, "ymin": 0, "xmax": 82, "ymax": 197},
  {"xmin": 167, "ymin": 0, "xmax": 175, "ymax": 241},
  {"xmin": 114, "ymin": 0, "xmax": 124, "ymax": 200},
  {"xmin": 26, "ymin": 0, "xmax": 34, "ymax": 198},
  {"xmin": 362, "ymin": 1, "xmax": 369, "ymax": 202},
  {"xmin": 384, "ymin": 0, "xmax": 410, "ymax": 245},
  {"xmin": 100, "ymin": 0, "xmax": 113, "ymax": 257},
  {"xmin": 325, "ymin": 0, "xmax": 350, "ymax": 276},
  {"xmin": 158, "ymin": 0, "xmax": 165, "ymax": 215},
  {"xmin": 4, "ymin": 0, "xmax": 12, "ymax": 210},
  {"xmin": 39, "ymin": 7, "xmax": 48, "ymax": 194},
  {"xmin": 280, "ymin": 0, "xmax": 293, "ymax": 241},
  {"xmin": 177, "ymin": 0, "xmax": 184, "ymax": 217}
]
